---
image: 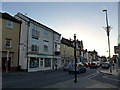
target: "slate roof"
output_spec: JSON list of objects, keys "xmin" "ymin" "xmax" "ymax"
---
[
  {"xmin": 0, "ymin": 12, "xmax": 22, "ymax": 24},
  {"xmin": 16, "ymin": 12, "xmax": 61, "ymax": 35}
]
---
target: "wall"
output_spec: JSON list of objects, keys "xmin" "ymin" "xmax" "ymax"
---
[{"xmin": 2, "ymin": 18, "xmax": 20, "ymax": 69}]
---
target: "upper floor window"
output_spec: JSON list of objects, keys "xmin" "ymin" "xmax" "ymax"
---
[
  {"xmin": 31, "ymin": 44, "xmax": 39, "ymax": 53},
  {"xmin": 43, "ymin": 30, "xmax": 49, "ymax": 38},
  {"xmin": 44, "ymin": 40, "xmax": 49, "ymax": 52},
  {"xmin": 54, "ymin": 43, "xmax": 60, "ymax": 51},
  {"xmin": 54, "ymin": 34, "xmax": 60, "ymax": 41},
  {"xmin": 5, "ymin": 39, "xmax": 11, "ymax": 48},
  {"xmin": 32, "ymin": 24, "xmax": 39, "ymax": 39},
  {"xmin": 6, "ymin": 20, "xmax": 13, "ymax": 29}
]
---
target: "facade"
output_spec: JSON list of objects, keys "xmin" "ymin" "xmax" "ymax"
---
[
  {"xmin": 15, "ymin": 12, "xmax": 61, "ymax": 72},
  {"xmin": 53, "ymin": 32, "xmax": 61, "ymax": 69},
  {"xmin": 83, "ymin": 49, "xmax": 88, "ymax": 63},
  {"xmin": 0, "ymin": 12, "xmax": 21, "ymax": 71},
  {"xmin": 76, "ymin": 40, "xmax": 84, "ymax": 63},
  {"xmin": 60, "ymin": 38, "xmax": 74, "ymax": 66},
  {"xmin": 88, "ymin": 50, "xmax": 98, "ymax": 63}
]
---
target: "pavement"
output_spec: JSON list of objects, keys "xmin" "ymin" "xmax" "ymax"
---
[
  {"xmin": 43, "ymin": 76, "xmax": 117, "ymax": 88},
  {"xmin": 99, "ymin": 64, "xmax": 120, "ymax": 76}
]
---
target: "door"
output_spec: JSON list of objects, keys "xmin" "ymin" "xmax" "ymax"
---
[{"xmin": 2, "ymin": 57, "xmax": 11, "ymax": 71}]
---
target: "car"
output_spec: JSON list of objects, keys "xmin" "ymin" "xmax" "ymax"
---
[
  {"xmin": 68, "ymin": 64, "xmax": 86, "ymax": 74},
  {"xmin": 90, "ymin": 62, "xmax": 98, "ymax": 68},
  {"xmin": 101, "ymin": 62, "xmax": 110, "ymax": 69},
  {"xmin": 97, "ymin": 62, "xmax": 101, "ymax": 67},
  {"xmin": 63, "ymin": 64, "xmax": 70, "ymax": 71},
  {"xmin": 83, "ymin": 62, "xmax": 89, "ymax": 68}
]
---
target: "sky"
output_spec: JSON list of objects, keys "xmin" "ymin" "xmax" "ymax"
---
[{"xmin": 1, "ymin": 1, "xmax": 118, "ymax": 57}]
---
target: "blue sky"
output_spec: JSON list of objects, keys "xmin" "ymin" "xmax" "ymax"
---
[{"xmin": 1, "ymin": 2, "xmax": 118, "ymax": 57}]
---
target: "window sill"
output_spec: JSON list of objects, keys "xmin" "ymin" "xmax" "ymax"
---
[{"xmin": 5, "ymin": 46, "xmax": 11, "ymax": 49}]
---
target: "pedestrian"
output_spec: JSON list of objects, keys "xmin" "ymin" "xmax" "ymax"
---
[
  {"xmin": 112, "ymin": 63, "xmax": 115, "ymax": 69},
  {"xmin": 55, "ymin": 62, "xmax": 58, "ymax": 70}
]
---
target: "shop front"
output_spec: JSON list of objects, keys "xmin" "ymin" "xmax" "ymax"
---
[{"xmin": 28, "ymin": 55, "xmax": 53, "ymax": 72}]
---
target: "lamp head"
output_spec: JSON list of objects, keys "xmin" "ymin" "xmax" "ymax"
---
[{"xmin": 102, "ymin": 9, "xmax": 107, "ymax": 12}]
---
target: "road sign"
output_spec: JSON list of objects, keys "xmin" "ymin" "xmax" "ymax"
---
[{"xmin": 114, "ymin": 46, "xmax": 120, "ymax": 54}]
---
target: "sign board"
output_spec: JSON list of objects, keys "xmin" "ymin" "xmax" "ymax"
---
[{"xmin": 114, "ymin": 46, "xmax": 120, "ymax": 54}]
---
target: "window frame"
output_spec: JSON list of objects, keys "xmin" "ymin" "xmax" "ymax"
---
[
  {"xmin": 6, "ymin": 20, "xmax": 13, "ymax": 29},
  {"xmin": 32, "ymin": 24, "xmax": 39, "ymax": 39},
  {"xmin": 43, "ymin": 40, "xmax": 49, "ymax": 52},
  {"xmin": 5, "ymin": 39, "xmax": 11, "ymax": 48}
]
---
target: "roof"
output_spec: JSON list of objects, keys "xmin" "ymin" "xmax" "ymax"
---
[
  {"xmin": 0, "ymin": 12, "xmax": 22, "ymax": 24},
  {"xmin": 15, "ymin": 12, "xmax": 61, "ymax": 35}
]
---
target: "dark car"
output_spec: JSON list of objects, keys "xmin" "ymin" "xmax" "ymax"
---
[
  {"xmin": 90, "ymin": 62, "xmax": 98, "ymax": 68},
  {"xmin": 68, "ymin": 64, "xmax": 86, "ymax": 74},
  {"xmin": 101, "ymin": 62, "xmax": 110, "ymax": 69},
  {"xmin": 83, "ymin": 62, "xmax": 89, "ymax": 68}
]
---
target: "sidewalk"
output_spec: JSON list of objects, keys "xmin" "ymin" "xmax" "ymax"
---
[
  {"xmin": 2, "ymin": 68, "xmax": 62, "ymax": 76},
  {"xmin": 43, "ymin": 77, "xmax": 117, "ymax": 88},
  {"xmin": 99, "ymin": 67, "xmax": 119, "ymax": 76}
]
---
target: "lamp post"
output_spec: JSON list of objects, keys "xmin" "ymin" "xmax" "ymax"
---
[
  {"xmin": 74, "ymin": 34, "xmax": 77, "ymax": 83},
  {"xmin": 102, "ymin": 9, "xmax": 112, "ymax": 73}
]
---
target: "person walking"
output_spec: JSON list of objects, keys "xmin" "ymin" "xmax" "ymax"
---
[
  {"xmin": 55, "ymin": 62, "xmax": 58, "ymax": 70},
  {"xmin": 112, "ymin": 63, "xmax": 115, "ymax": 70}
]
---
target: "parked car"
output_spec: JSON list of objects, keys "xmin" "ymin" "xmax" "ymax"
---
[
  {"xmin": 101, "ymin": 62, "xmax": 110, "ymax": 69},
  {"xmin": 97, "ymin": 62, "xmax": 101, "ymax": 67},
  {"xmin": 63, "ymin": 64, "xmax": 70, "ymax": 71},
  {"xmin": 90, "ymin": 62, "xmax": 98, "ymax": 68},
  {"xmin": 68, "ymin": 64, "xmax": 86, "ymax": 74},
  {"xmin": 83, "ymin": 62, "xmax": 89, "ymax": 68}
]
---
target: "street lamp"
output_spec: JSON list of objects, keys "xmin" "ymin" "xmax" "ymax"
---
[
  {"xmin": 74, "ymin": 34, "xmax": 77, "ymax": 83},
  {"xmin": 102, "ymin": 9, "xmax": 112, "ymax": 73}
]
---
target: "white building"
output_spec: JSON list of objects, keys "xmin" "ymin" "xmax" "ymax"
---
[{"xmin": 15, "ymin": 12, "xmax": 61, "ymax": 72}]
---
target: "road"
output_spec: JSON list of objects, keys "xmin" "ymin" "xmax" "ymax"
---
[{"xmin": 2, "ymin": 67, "xmax": 119, "ymax": 88}]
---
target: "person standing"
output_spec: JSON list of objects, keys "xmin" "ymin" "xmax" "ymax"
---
[{"xmin": 55, "ymin": 62, "xmax": 58, "ymax": 70}]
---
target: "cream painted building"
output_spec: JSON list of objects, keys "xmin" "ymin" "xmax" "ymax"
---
[
  {"xmin": 60, "ymin": 38, "xmax": 74, "ymax": 66},
  {"xmin": 0, "ymin": 12, "xmax": 21, "ymax": 71}
]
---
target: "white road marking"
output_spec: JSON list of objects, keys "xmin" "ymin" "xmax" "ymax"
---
[{"xmin": 86, "ymin": 73, "xmax": 98, "ymax": 79}]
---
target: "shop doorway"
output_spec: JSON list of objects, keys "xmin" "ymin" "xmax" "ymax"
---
[{"xmin": 2, "ymin": 57, "xmax": 11, "ymax": 71}]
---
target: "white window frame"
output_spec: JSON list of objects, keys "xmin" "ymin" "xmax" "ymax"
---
[
  {"xmin": 32, "ymin": 24, "xmax": 39, "ymax": 39},
  {"xmin": 6, "ymin": 20, "xmax": 13, "ymax": 29},
  {"xmin": 31, "ymin": 44, "xmax": 39, "ymax": 53},
  {"xmin": 5, "ymin": 39, "xmax": 11, "ymax": 48},
  {"xmin": 43, "ymin": 40, "xmax": 49, "ymax": 52},
  {"xmin": 43, "ymin": 30, "xmax": 49, "ymax": 38}
]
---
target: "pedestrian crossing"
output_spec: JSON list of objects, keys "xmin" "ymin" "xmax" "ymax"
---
[{"xmin": 85, "ymin": 70, "xmax": 100, "ymax": 79}]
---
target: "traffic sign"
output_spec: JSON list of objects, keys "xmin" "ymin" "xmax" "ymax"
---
[{"xmin": 114, "ymin": 46, "xmax": 120, "ymax": 54}]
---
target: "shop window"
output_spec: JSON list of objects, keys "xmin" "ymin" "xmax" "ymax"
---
[
  {"xmin": 29, "ymin": 57, "xmax": 39, "ymax": 68},
  {"xmin": 45, "ymin": 58, "xmax": 51, "ymax": 67},
  {"xmin": 40, "ymin": 58, "xmax": 43, "ymax": 67}
]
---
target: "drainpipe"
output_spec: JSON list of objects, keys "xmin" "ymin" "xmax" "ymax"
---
[
  {"xmin": 53, "ymin": 32, "xmax": 54, "ymax": 70},
  {"xmin": 26, "ymin": 21, "xmax": 30, "ymax": 72},
  {"xmin": 17, "ymin": 21, "xmax": 22, "ymax": 71}
]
